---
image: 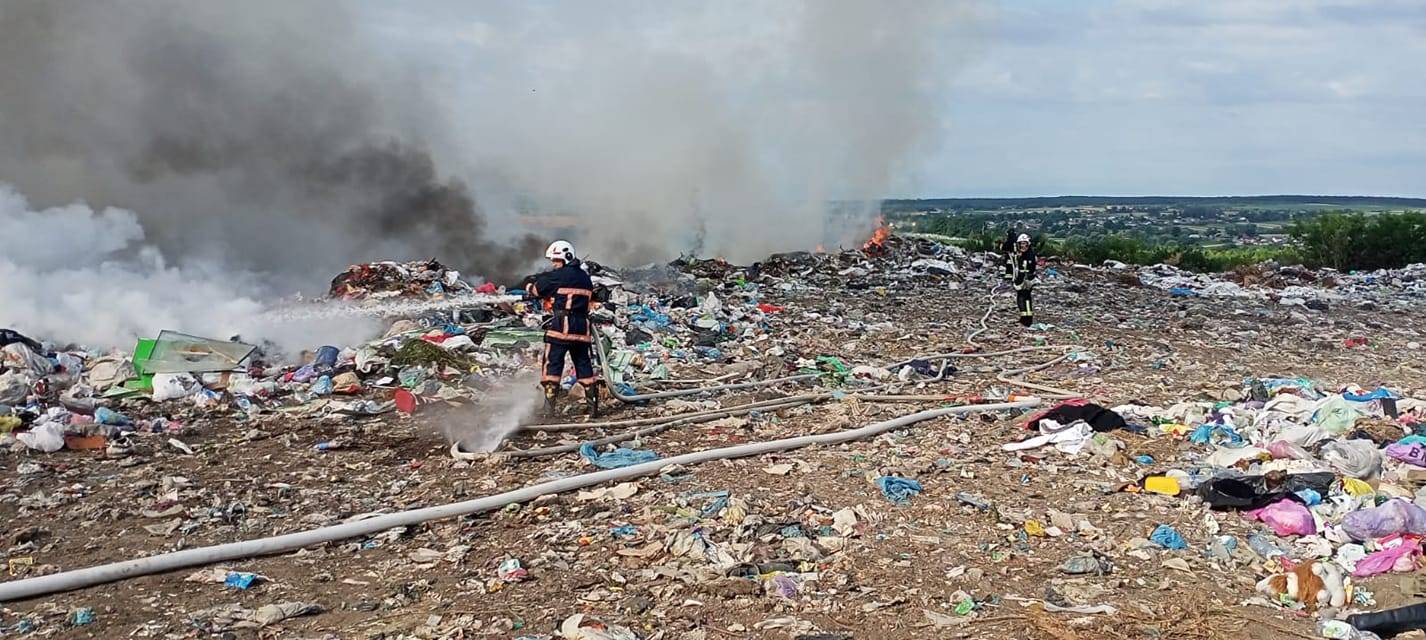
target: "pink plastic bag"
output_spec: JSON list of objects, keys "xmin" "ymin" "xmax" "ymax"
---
[
  {"xmin": 1267, "ymin": 440, "xmax": 1312, "ymax": 460},
  {"xmin": 1353, "ymin": 538, "xmax": 1421, "ymax": 577},
  {"xmin": 1246, "ymin": 499, "xmax": 1317, "ymax": 536}
]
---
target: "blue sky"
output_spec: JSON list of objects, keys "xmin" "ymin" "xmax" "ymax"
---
[
  {"xmin": 363, "ymin": 1, "xmax": 1426, "ymax": 199},
  {"xmin": 932, "ymin": 1, "xmax": 1426, "ymax": 197}
]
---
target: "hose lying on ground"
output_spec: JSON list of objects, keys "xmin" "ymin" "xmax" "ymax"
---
[
  {"xmin": 494, "ymin": 360, "xmax": 958, "ymax": 457},
  {"xmin": 0, "ymin": 400, "xmax": 1038, "ymax": 602}
]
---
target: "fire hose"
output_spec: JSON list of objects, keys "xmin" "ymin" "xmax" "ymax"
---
[
  {"xmin": 0, "ymin": 275, "xmax": 1083, "ymax": 600},
  {"xmin": 0, "ymin": 399, "xmax": 1036, "ymax": 602},
  {"xmin": 491, "ymin": 288, "xmax": 1080, "ymax": 456}
]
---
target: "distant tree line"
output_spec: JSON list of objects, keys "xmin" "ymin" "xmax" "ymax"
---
[
  {"xmin": 916, "ymin": 209, "xmax": 1426, "ymax": 274},
  {"xmin": 882, "ymin": 195, "xmax": 1426, "ymax": 212},
  {"xmin": 1288, "ymin": 212, "xmax": 1426, "ymax": 271}
]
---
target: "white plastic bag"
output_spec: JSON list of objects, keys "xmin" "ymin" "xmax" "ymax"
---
[
  {"xmin": 152, "ymin": 372, "xmax": 200, "ymax": 402},
  {"xmin": 16, "ymin": 421, "xmax": 64, "ymax": 452},
  {"xmin": 1322, "ymin": 439, "xmax": 1384, "ymax": 479}
]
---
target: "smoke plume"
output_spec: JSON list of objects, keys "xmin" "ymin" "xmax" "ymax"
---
[
  {"xmin": 0, "ymin": 0, "xmax": 541, "ymax": 289},
  {"xmin": 0, "ymin": 184, "xmax": 380, "ymax": 351},
  {"xmin": 436, "ymin": 0, "xmax": 981, "ymax": 261},
  {"xmin": 0, "ymin": 1, "xmax": 977, "ymax": 349}
]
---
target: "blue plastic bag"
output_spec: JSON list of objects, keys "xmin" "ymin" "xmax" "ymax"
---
[
  {"xmin": 876, "ymin": 476, "xmax": 924, "ymax": 505},
  {"xmin": 579, "ymin": 442, "xmax": 659, "ymax": 469},
  {"xmin": 1150, "ymin": 524, "xmax": 1188, "ymax": 550}
]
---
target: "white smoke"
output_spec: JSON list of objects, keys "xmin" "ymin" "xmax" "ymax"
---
[
  {"xmin": 405, "ymin": 0, "xmax": 986, "ymax": 263},
  {"xmin": 0, "ymin": 183, "xmax": 379, "ymax": 351},
  {"xmin": 442, "ymin": 378, "xmax": 543, "ymax": 453}
]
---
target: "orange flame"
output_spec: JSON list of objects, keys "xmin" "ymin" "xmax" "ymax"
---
[
  {"xmin": 862, "ymin": 217, "xmax": 891, "ymax": 253},
  {"xmin": 814, "ymin": 244, "xmax": 826, "ymax": 254}
]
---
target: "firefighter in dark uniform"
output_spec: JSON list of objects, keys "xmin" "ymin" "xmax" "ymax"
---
[
  {"xmin": 525, "ymin": 240, "xmax": 600, "ymax": 416},
  {"xmin": 1011, "ymin": 233, "xmax": 1037, "ymax": 327},
  {"xmin": 1000, "ymin": 228, "xmax": 1019, "ymax": 282}
]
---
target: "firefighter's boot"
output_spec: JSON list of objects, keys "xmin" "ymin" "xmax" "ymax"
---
[
  {"xmin": 542, "ymin": 381, "xmax": 559, "ymax": 417},
  {"xmin": 584, "ymin": 382, "xmax": 601, "ymax": 418}
]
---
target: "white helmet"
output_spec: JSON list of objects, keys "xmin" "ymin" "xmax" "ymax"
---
[
  {"xmin": 1016, "ymin": 234, "xmax": 1031, "ymax": 244},
  {"xmin": 545, "ymin": 240, "xmax": 575, "ymax": 262}
]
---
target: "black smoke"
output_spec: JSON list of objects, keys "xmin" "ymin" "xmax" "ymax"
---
[{"xmin": 0, "ymin": 0, "xmax": 541, "ymax": 286}]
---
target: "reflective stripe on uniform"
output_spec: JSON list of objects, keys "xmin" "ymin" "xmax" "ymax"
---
[
  {"xmin": 545, "ymin": 330, "xmax": 594, "ymax": 343},
  {"xmin": 541, "ymin": 343, "xmax": 561, "ymax": 380}
]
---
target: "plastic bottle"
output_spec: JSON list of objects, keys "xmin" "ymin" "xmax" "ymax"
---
[{"xmin": 1247, "ymin": 533, "xmax": 1285, "ymax": 559}]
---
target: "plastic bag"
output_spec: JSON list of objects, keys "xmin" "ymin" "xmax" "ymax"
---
[
  {"xmin": 1246, "ymin": 499, "xmax": 1316, "ymax": 536},
  {"xmin": 1342, "ymin": 499, "xmax": 1426, "ymax": 542},
  {"xmin": 2, "ymin": 342, "xmax": 55, "ymax": 376},
  {"xmin": 1267, "ymin": 440, "xmax": 1312, "ymax": 460},
  {"xmin": 0, "ymin": 371, "xmax": 30, "ymax": 404},
  {"xmin": 151, "ymin": 372, "xmax": 200, "ymax": 402},
  {"xmin": 310, "ymin": 376, "xmax": 333, "ymax": 396},
  {"xmin": 1386, "ymin": 441, "xmax": 1426, "ymax": 467},
  {"xmin": 876, "ymin": 476, "xmax": 923, "ymax": 505},
  {"xmin": 1322, "ymin": 439, "xmax": 1384, "ymax": 479},
  {"xmin": 1353, "ymin": 539, "xmax": 1421, "ymax": 577},
  {"xmin": 1313, "ymin": 396, "xmax": 1363, "ymax": 435},
  {"xmin": 1150, "ymin": 524, "xmax": 1188, "ymax": 549},
  {"xmin": 16, "ymin": 421, "xmax": 64, "ymax": 452}
]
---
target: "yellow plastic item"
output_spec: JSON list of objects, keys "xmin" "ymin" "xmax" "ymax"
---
[
  {"xmin": 1162, "ymin": 423, "xmax": 1191, "ymax": 437},
  {"xmin": 1143, "ymin": 476, "xmax": 1182, "ymax": 496},
  {"xmin": 1024, "ymin": 519, "xmax": 1046, "ymax": 537},
  {"xmin": 1341, "ymin": 478, "xmax": 1375, "ymax": 497}
]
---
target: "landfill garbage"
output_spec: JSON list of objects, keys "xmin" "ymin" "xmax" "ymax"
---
[
  {"xmin": 1142, "ymin": 475, "xmax": 1181, "ymax": 496},
  {"xmin": 1257, "ymin": 559, "xmax": 1347, "ymax": 611},
  {"xmin": 1246, "ymin": 499, "xmax": 1317, "ymax": 536},
  {"xmin": 578, "ymin": 443, "xmax": 660, "ymax": 469},
  {"xmin": 1353, "ymin": 539, "xmax": 1421, "ymax": 577},
  {"xmin": 1150, "ymin": 524, "xmax": 1188, "ymax": 550},
  {"xmin": 497, "ymin": 558, "xmax": 529, "ymax": 582},
  {"xmin": 223, "ymin": 571, "xmax": 261, "ymax": 590},
  {"xmin": 8, "ymin": 231, "xmax": 1426, "ymax": 637},
  {"xmin": 1059, "ymin": 553, "xmax": 1112, "ymax": 576},
  {"xmin": 188, "ymin": 601, "xmax": 323, "ymax": 630},
  {"xmin": 329, "ymin": 259, "xmax": 473, "ymax": 300},
  {"xmin": 1342, "ymin": 500, "xmax": 1426, "ymax": 542},
  {"xmin": 1319, "ymin": 620, "xmax": 1384, "ymax": 640},
  {"xmin": 1197, "ymin": 472, "xmax": 1336, "ymax": 511},
  {"xmin": 68, "ymin": 608, "xmax": 95, "ymax": 626},
  {"xmin": 1323, "ymin": 439, "xmax": 1386, "ymax": 478},
  {"xmin": 558, "ymin": 613, "xmax": 639, "ymax": 640},
  {"xmin": 874, "ymin": 475, "xmax": 923, "ymax": 505}
]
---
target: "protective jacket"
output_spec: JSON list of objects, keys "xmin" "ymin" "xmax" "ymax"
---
[
  {"xmin": 1012, "ymin": 249, "xmax": 1037, "ymax": 291},
  {"xmin": 527, "ymin": 260, "xmax": 594, "ymax": 343},
  {"xmin": 1001, "ymin": 232, "xmax": 1018, "ymax": 278}
]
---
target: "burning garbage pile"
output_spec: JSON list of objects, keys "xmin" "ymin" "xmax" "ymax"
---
[
  {"xmin": 328, "ymin": 259, "xmax": 477, "ymax": 300},
  {"xmin": 9, "ymin": 225, "xmax": 1426, "ymax": 638}
]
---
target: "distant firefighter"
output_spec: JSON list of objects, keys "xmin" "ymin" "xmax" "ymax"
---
[
  {"xmin": 1000, "ymin": 228, "xmax": 1018, "ymax": 282},
  {"xmin": 1011, "ymin": 234, "xmax": 1037, "ymax": 327}
]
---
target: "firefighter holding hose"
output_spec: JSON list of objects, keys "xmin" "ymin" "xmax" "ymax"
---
[
  {"xmin": 525, "ymin": 240, "xmax": 600, "ymax": 417},
  {"xmin": 1011, "ymin": 233, "xmax": 1037, "ymax": 327}
]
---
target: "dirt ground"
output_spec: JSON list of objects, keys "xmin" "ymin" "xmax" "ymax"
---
[{"xmin": 4, "ymin": 260, "xmax": 1425, "ymax": 639}]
